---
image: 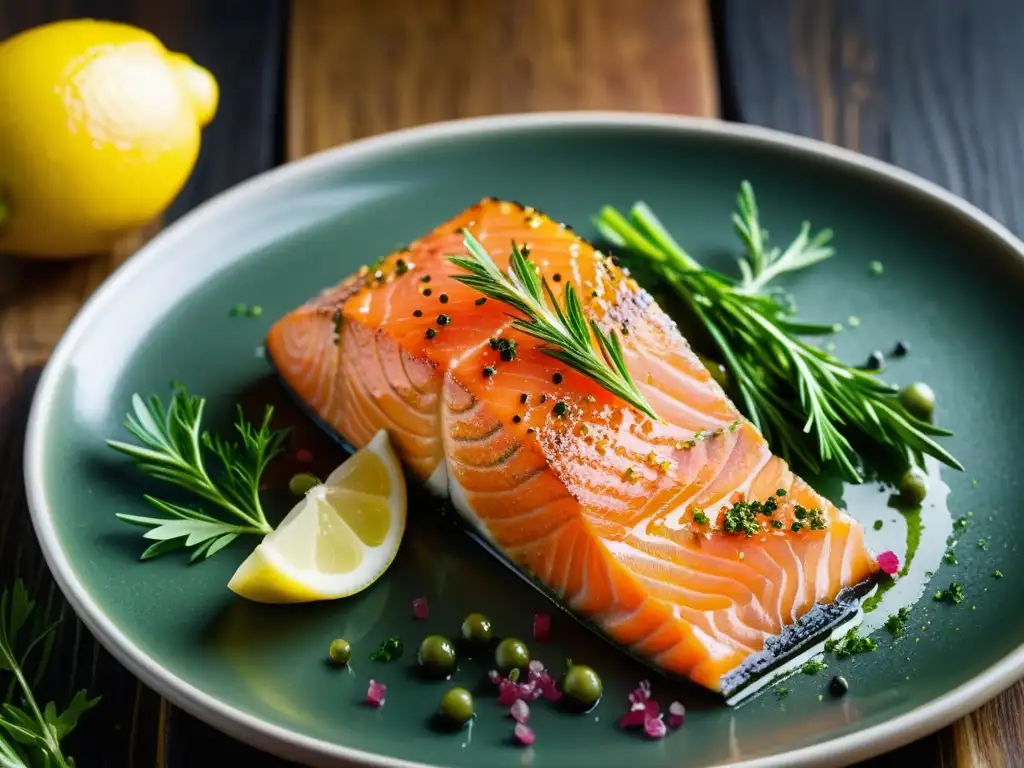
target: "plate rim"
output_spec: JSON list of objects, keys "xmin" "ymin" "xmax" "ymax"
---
[{"xmin": 22, "ymin": 111, "xmax": 1024, "ymax": 768}]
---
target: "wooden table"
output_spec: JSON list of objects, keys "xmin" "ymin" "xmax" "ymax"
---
[{"xmin": 1, "ymin": 1, "xmax": 1021, "ymax": 765}]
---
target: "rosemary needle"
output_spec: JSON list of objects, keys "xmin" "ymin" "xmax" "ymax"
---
[{"xmin": 447, "ymin": 230, "xmax": 659, "ymax": 421}]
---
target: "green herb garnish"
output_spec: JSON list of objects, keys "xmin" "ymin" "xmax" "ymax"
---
[
  {"xmin": 594, "ymin": 183, "xmax": 962, "ymax": 481},
  {"xmin": 943, "ymin": 550, "xmax": 958, "ymax": 566},
  {"xmin": 934, "ymin": 581, "xmax": 965, "ymax": 604},
  {"xmin": 106, "ymin": 384, "xmax": 286, "ymax": 562},
  {"xmin": 447, "ymin": 231, "xmax": 658, "ymax": 420},
  {"xmin": 800, "ymin": 658, "xmax": 827, "ymax": 675},
  {"xmin": 692, "ymin": 509, "xmax": 710, "ymax": 526},
  {"xmin": 369, "ymin": 636, "xmax": 404, "ymax": 662},
  {"xmin": 885, "ymin": 607, "xmax": 911, "ymax": 638},
  {"xmin": 722, "ymin": 491, "xmax": 785, "ymax": 537},
  {"xmin": 1, "ymin": 581, "xmax": 99, "ymax": 767},
  {"xmin": 994, "ymin": 570, "xmax": 1004, "ymax": 579},
  {"xmin": 825, "ymin": 627, "xmax": 878, "ymax": 658}
]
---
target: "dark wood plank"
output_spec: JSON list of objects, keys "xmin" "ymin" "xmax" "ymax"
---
[
  {"xmin": 287, "ymin": 0, "xmax": 718, "ymax": 158},
  {"xmin": 0, "ymin": 2, "xmax": 285, "ymax": 765},
  {"xmin": 718, "ymin": 1, "xmax": 1024, "ymax": 766}
]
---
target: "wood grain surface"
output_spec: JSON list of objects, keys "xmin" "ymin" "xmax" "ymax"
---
[
  {"xmin": 720, "ymin": 1, "xmax": 1024, "ymax": 766},
  {"xmin": 0, "ymin": 2, "xmax": 285, "ymax": 765},
  {"xmin": 2, "ymin": 0, "xmax": 1020, "ymax": 765},
  {"xmin": 286, "ymin": 0, "xmax": 718, "ymax": 158}
]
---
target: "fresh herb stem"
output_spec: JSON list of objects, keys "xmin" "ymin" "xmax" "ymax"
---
[
  {"xmin": 1, "ymin": 581, "xmax": 98, "ymax": 768},
  {"xmin": 106, "ymin": 385, "xmax": 287, "ymax": 562},
  {"xmin": 448, "ymin": 231, "xmax": 659, "ymax": 421},
  {"xmin": 595, "ymin": 184, "xmax": 962, "ymax": 481}
]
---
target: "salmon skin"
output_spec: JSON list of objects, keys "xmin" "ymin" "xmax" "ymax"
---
[{"xmin": 266, "ymin": 199, "xmax": 882, "ymax": 702}]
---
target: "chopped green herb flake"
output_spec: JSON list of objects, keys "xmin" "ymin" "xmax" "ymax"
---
[
  {"xmin": 934, "ymin": 581, "xmax": 965, "ymax": 604},
  {"xmin": 943, "ymin": 550, "xmax": 958, "ymax": 566},
  {"xmin": 772, "ymin": 520, "xmax": 783, "ymax": 529},
  {"xmin": 868, "ymin": 260, "xmax": 884, "ymax": 276},
  {"xmin": 483, "ymin": 366, "xmax": 496, "ymax": 377},
  {"xmin": 692, "ymin": 509, "xmax": 710, "ymax": 526},
  {"xmin": 774, "ymin": 687, "xmax": 789, "ymax": 698},
  {"xmin": 994, "ymin": 570, "xmax": 1004, "ymax": 579},
  {"xmin": 230, "ymin": 302, "xmax": 248, "ymax": 316},
  {"xmin": 437, "ymin": 313, "xmax": 451, "ymax": 326},
  {"xmin": 552, "ymin": 401, "xmax": 568, "ymax": 418},
  {"xmin": 977, "ymin": 538, "xmax": 988, "ymax": 550},
  {"xmin": 873, "ymin": 520, "xmax": 883, "ymax": 530},
  {"xmin": 395, "ymin": 258, "xmax": 409, "ymax": 275},
  {"xmin": 369, "ymin": 636, "xmax": 403, "ymax": 662},
  {"xmin": 847, "ymin": 315, "xmax": 861, "ymax": 328},
  {"xmin": 425, "ymin": 328, "xmax": 437, "ymax": 339},
  {"xmin": 800, "ymin": 659, "xmax": 826, "ymax": 675},
  {"xmin": 954, "ymin": 515, "xmax": 970, "ymax": 531},
  {"xmin": 885, "ymin": 607, "xmax": 911, "ymax": 638},
  {"xmin": 825, "ymin": 627, "xmax": 878, "ymax": 658}
]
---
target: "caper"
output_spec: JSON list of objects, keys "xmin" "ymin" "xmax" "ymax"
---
[
  {"xmin": 437, "ymin": 686, "xmax": 474, "ymax": 728},
  {"xmin": 899, "ymin": 466, "xmax": 929, "ymax": 506},
  {"xmin": 899, "ymin": 382, "xmax": 935, "ymax": 421},
  {"xmin": 460, "ymin": 612, "xmax": 493, "ymax": 647},
  {"xmin": 289, "ymin": 472, "xmax": 320, "ymax": 496},
  {"xmin": 328, "ymin": 638, "xmax": 351, "ymax": 665},
  {"xmin": 494, "ymin": 637, "xmax": 530, "ymax": 674},
  {"xmin": 417, "ymin": 634, "xmax": 457, "ymax": 678},
  {"xmin": 561, "ymin": 664, "xmax": 603, "ymax": 709}
]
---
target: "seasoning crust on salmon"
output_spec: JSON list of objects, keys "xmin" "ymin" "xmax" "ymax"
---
[{"xmin": 266, "ymin": 199, "xmax": 881, "ymax": 697}]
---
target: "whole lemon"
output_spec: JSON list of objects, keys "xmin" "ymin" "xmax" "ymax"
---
[{"xmin": 0, "ymin": 19, "xmax": 218, "ymax": 257}]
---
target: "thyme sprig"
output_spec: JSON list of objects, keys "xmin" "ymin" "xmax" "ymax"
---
[
  {"xmin": 448, "ymin": 230, "xmax": 659, "ymax": 420},
  {"xmin": 595, "ymin": 182, "xmax": 961, "ymax": 481}
]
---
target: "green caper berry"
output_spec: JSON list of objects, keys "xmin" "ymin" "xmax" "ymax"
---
[
  {"xmin": 288, "ymin": 472, "xmax": 320, "ymax": 496},
  {"xmin": 460, "ymin": 613, "xmax": 493, "ymax": 646},
  {"xmin": 899, "ymin": 466, "xmax": 929, "ymax": 506},
  {"xmin": 562, "ymin": 664, "xmax": 603, "ymax": 709},
  {"xmin": 494, "ymin": 637, "xmax": 530, "ymax": 674},
  {"xmin": 899, "ymin": 381, "xmax": 935, "ymax": 421},
  {"xmin": 437, "ymin": 687, "xmax": 474, "ymax": 727},
  {"xmin": 417, "ymin": 635, "xmax": 458, "ymax": 678},
  {"xmin": 328, "ymin": 638, "xmax": 351, "ymax": 665}
]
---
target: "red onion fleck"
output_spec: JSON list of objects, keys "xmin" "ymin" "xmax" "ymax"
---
[
  {"xmin": 295, "ymin": 448, "xmax": 314, "ymax": 463},
  {"xmin": 412, "ymin": 596, "xmax": 429, "ymax": 620},
  {"xmin": 645, "ymin": 716, "xmax": 667, "ymax": 739},
  {"xmin": 365, "ymin": 679, "xmax": 387, "ymax": 707},
  {"xmin": 533, "ymin": 612, "xmax": 551, "ymax": 642},
  {"xmin": 510, "ymin": 699, "xmax": 530, "ymax": 723},
  {"xmin": 514, "ymin": 723, "xmax": 535, "ymax": 746},
  {"xmin": 667, "ymin": 701, "xmax": 685, "ymax": 729},
  {"xmin": 877, "ymin": 550, "xmax": 899, "ymax": 575}
]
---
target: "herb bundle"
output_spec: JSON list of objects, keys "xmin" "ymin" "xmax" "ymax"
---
[
  {"xmin": 107, "ymin": 385, "xmax": 287, "ymax": 562},
  {"xmin": 448, "ymin": 230, "xmax": 658, "ymax": 420},
  {"xmin": 595, "ymin": 183, "xmax": 962, "ymax": 481},
  {"xmin": 1, "ymin": 581, "xmax": 98, "ymax": 767}
]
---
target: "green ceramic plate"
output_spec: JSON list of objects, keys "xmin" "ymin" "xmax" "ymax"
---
[{"xmin": 24, "ymin": 114, "xmax": 1024, "ymax": 767}]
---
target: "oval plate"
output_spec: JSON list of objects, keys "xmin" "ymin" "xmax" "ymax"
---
[{"xmin": 25, "ymin": 114, "xmax": 1024, "ymax": 767}]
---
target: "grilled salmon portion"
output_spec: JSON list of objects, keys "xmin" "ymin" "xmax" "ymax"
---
[{"xmin": 266, "ymin": 199, "xmax": 880, "ymax": 696}]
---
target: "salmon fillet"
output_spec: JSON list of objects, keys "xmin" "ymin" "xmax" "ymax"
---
[{"xmin": 266, "ymin": 199, "xmax": 880, "ymax": 698}]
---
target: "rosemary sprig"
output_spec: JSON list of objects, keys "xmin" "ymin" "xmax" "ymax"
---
[
  {"xmin": 106, "ymin": 385, "xmax": 287, "ymax": 562},
  {"xmin": 595, "ymin": 183, "xmax": 962, "ymax": 481},
  {"xmin": 447, "ymin": 230, "xmax": 659, "ymax": 420},
  {"xmin": 1, "ymin": 580, "xmax": 99, "ymax": 768}
]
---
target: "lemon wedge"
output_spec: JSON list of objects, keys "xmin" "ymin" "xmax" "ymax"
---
[{"xmin": 228, "ymin": 430, "xmax": 406, "ymax": 603}]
